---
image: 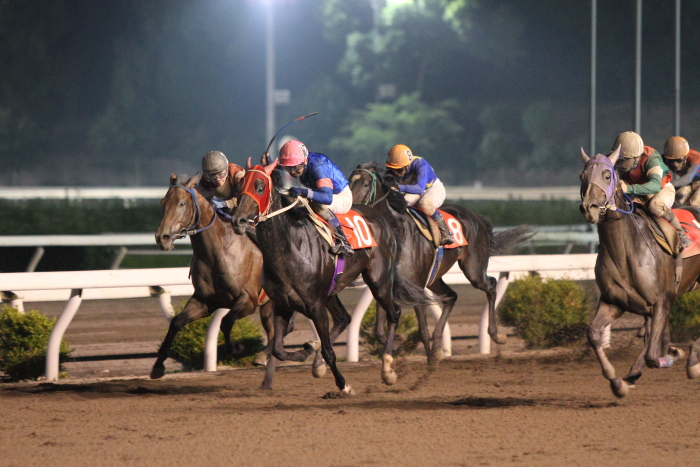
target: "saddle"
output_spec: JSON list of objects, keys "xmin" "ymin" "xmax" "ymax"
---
[
  {"xmin": 405, "ymin": 207, "xmax": 467, "ymax": 250},
  {"xmin": 636, "ymin": 209, "xmax": 680, "ymax": 257}
]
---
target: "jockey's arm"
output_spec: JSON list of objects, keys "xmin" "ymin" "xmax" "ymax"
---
[
  {"xmin": 306, "ymin": 176, "xmax": 334, "ymax": 205},
  {"xmin": 627, "ymin": 172, "xmax": 662, "ymax": 196},
  {"xmin": 672, "ymin": 162, "xmax": 700, "ymax": 188},
  {"xmin": 399, "ymin": 166, "xmax": 429, "ymax": 195}
]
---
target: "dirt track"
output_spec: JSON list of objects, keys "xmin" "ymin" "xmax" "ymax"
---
[{"xmin": 3, "ymin": 285, "xmax": 700, "ymax": 465}]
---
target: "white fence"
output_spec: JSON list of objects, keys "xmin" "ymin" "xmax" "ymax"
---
[{"xmin": 0, "ymin": 253, "xmax": 597, "ymax": 381}]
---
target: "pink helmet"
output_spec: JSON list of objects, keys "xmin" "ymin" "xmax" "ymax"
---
[{"xmin": 279, "ymin": 140, "xmax": 309, "ymax": 166}]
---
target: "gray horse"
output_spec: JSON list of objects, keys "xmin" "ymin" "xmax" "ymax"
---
[{"xmin": 579, "ymin": 146, "xmax": 700, "ymax": 398}]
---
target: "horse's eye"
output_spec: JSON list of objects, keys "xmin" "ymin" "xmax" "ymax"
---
[
  {"xmin": 179, "ymin": 201, "xmax": 186, "ymax": 207},
  {"xmin": 256, "ymin": 185, "xmax": 264, "ymax": 194}
]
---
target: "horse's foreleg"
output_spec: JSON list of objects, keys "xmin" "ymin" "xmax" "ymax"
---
[
  {"xmin": 427, "ymin": 279, "xmax": 457, "ymax": 363},
  {"xmin": 256, "ymin": 300, "xmax": 277, "ymax": 389},
  {"xmin": 374, "ymin": 305, "xmax": 388, "ymax": 347},
  {"xmin": 413, "ymin": 305, "xmax": 432, "ymax": 364},
  {"xmin": 645, "ymin": 302, "xmax": 679, "ymax": 368},
  {"xmin": 373, "ymin": 296, "xmax": 400, "ymax": 386},
  {"xmin": 311, "ymin": 296, "xmax": 352, "ymax": 379},
  {"xmin": 587, "ymin": 301, "xmax": 629, "ymax": 397},
  {"xmin": 151, "ymin": 296, "xmax": 209, "ymax": 379},
  {"xmin": 624, "ymin": 317, "xmax": 651, "ymax": 386},
  {"xmin": 220, "ymin": 296, "xmax": 254, "ymax": 357},
  {"xmin": 270, "ymin": 307, "xmax": 317, "ymax": 363},
  {"xmin": 309, "ymin": 304, "xmax": 352, "ymax": 394}
]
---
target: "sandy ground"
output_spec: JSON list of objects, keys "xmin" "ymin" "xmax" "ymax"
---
[{"xmin": 3, "ymin": 285, "xmax": 700, "ymax": 466}]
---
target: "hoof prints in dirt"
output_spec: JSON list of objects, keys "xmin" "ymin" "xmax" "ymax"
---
[{"xmin": 448, "ymin": 396, "xmax": 537, "ymax": 408}]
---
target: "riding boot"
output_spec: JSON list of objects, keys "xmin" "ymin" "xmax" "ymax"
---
[
  {"xmin": 431, "ymin": 211, "xmax": 455, "ymax": 245},
  {"xmin": 661, "ymin": 210, "xmax": 692, "ymax": 251},
  {"xmin": 331, "ymin": 224, "xmax": 354, "ymax": 256}
]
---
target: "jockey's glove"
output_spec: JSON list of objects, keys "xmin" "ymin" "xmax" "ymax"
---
[
  {"xmin": 619, "ymin": 181, "xmax": 629, "ymax": 193},
  {"xmin": 288, "ymin": 187, "xmax": 311, "ymax": 198}
]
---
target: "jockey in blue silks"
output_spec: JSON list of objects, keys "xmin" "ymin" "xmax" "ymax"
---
[{"xmin": 277, "ymin": 140, "xmax": 354, "ymax": 256}]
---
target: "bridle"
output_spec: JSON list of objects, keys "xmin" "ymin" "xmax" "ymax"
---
[
  {"xmin": 171, "ymin": 184, "xmax": 217, "ymax": 239},
  {"xmin": 583, "ymin": 154, "xmax": 634, "ymax": 216},
  {"xmin": 238, "ymin": 166, "xmax": 300, "ymax": 225},
  {"xmin": 355, "ymin": 168, "xmax": 390, "ymax": 207}
]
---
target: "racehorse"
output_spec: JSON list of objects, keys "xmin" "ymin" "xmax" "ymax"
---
[
  {"xmin": 349, "ymin": 161, "xmax": 533, "ymax": 362},
  {"xmin": 579, "ymin": 146, "xmax": 700, "ymax": 397},
  {"xmin": 153, "ymin": 173, "xmax": 278, "ymax": 389},
  {"xmin": 230, "ymin": 157, "xmax": 437, "ymax": 394}
]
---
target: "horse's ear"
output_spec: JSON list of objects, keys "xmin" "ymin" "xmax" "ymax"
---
[
  {"xmin": 263, "ymin": 158, "xmax": 279, "ymax": 176},
  {"xmin": 246, "ymin": 157, "xmax": 252, "ymax": 169},
  {"xmin": 580, "ymin": 147, "xmax": 590, "ymax": 164},
  {"xmin": 186, "ymin": 173, "xmax": 199, "ymax": 188},
  {"xmin": 261, "ymin": 152, "xmax": 270, "ymax": 166},
  {"xmin": 608, "ymin": 145, "xmax": 621, "ymax": 165},
  {"xmin": 170, "ymin": 173, "xmax": 177, "ymax": 186}
]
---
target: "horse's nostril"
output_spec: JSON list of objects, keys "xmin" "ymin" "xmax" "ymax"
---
[{"xmin": 237, "ymin": 218, "xmax": 247, "ymax": 226}]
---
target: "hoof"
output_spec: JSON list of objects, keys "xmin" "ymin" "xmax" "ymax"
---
[
  {"xmin": 669, "ymin": 346, "xmax": 686, "ymax": 360},
  {"xmin": 150, "ymin": 365, "xmax": 165, "ymax": 380},
  {"xmin": 431, "ymin": 348, "xmax": 445, "ymax": 362},
  {"xmin": 493, "ymin": 333, "xmax": 507, "ymax": 345},
  {"xmin": 687, "ymin": 363, "xmax": 700, "ymax": 379},
  {"xmin": 342, "ymin": 385, "xmax": 355, "ymax": 395},
  {"xmin": 312, "ymin": 363, "xmax": 327, "ymax": 378},
  {"xmin": 304, "ymin": 340, "xmax": 321, "ymax": 352},
  {"xmin": 381, "ymin": 354, "xmax": 397, "ymax": 386},
  {"xmin": 252, "ymin": 353, "xmax": 268, "ymax": 367},
  {"xmin": 610, "ymin": 377, "xmax": 629, "ymax": 398}
]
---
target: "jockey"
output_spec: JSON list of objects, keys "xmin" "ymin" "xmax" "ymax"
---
[
  {"xmin": 612, "ymin": 131, "xmax": 691, "ymax": 250},
  {"xmin": 385, "ymin": 144, "xmax": 455, "ymax": 245},
  {"xmin": 661, "ymin": 136, "xmax": 700, "ymax": 207},
  {"xmin": 277, "ymin": 140, "xmax": 354, "ymax": 256},
  {"xmin": 198, "ymin": 151, "xmax": 245, "ymax": 213}
]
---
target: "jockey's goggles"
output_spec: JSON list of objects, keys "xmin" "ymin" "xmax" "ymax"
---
[
  {"xmin": 205, "ymin": 169, "xmax": 227, "ymax": 182},
  {"xmin": 282, "ymin": 162, "xmax": 305, "ymax": 174}
]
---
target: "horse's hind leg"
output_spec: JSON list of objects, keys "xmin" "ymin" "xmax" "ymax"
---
[
  {"xmin": 151, "ymin": 296, "xmax": 210, "ymax": 379},
  {"xmin": 413, "ymin": 304, "xmax": 432, "ymax": 364},
  {"xmin": 256, "ymin": 300, "xmax": 278, "ymax": 390},
  {"xmin": 427, "ymin": 278, "xmax": 457, "ymax": 362},
  {"xmin": 459, "ymin": 258, "xmax": 506, "ymax": 345},
  {"xmin": 587, "ymin": 301, "xmax": 630, "ymax": 397},
  {"xmin": 624, "ymin": 317, "xmax": 651, "ymax": 386}
]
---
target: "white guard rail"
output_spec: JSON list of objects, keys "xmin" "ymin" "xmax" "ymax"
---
[{"xmin": 0, "ymin": 254, "xmax": 598, "ymax": 381}]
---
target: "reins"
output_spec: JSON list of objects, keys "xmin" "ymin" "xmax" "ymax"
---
[
  {"xmin": 172, "ymin": 184, "xmax": 217, "ymax": 239},
  {"xmin": 357, "ymin": 168, "xmax": 390, "ymax": 207}
]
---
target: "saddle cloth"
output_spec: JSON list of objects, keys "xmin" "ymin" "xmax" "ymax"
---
[
  {"xmin": 406, "ymin": 208, "xmax": 467, "ymax": 249},
  {"xmin": 637, "ymin": 207, "xmax": 700, "ymax": 258},
  {"xmin": 310, "ymin": 210, "xmax": 378, "ymax": 250}
]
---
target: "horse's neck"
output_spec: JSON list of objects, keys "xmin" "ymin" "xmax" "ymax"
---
[
  {"xmin": 188, "ymin": 191, "xmax": 223, "ymax": 253},
  {"xmin": 596, "ymin": 210, "xmax": 642, "ymax": 255}
]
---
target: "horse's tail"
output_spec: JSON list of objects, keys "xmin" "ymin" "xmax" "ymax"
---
[
  {"xmin": 392, "ymin": 271, "xmax": 446, "ymax": 308},
  {"xmin": 490, "ymin": 224, "xmax": 534, "ymax": 255}
]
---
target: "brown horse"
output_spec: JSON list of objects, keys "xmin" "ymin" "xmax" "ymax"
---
[
  {"xmin": 349, "ymin": 161, "xmax": 532, "ymax": 361},
  {"xmin": 153, "ymin": 173, "xmax": 278, "ymax": 388},
  {"xmin": 580, "ymin": 147, "xmax": 700, "ymax": 397},
  {"xmin": 230, "ymin": 158, "xmax": 437, "ymax": 394}
]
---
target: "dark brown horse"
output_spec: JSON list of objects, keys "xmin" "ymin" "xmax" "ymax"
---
[
  {"xmin": 580, "ymin": 147, "xmax": 700, "ymax": 397},
  {"xmin": 230, "ymin": 158, "xmax": 437, "ymax": 394},
  {"xmin": 349, "ymin": 161, "xmax": 532, "ymax": 361},
  {"xmin": 153, "ymin": 173, "xmax": 278, "ymax": 388}
]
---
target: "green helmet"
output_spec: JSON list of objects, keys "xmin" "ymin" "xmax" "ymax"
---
[{"xmin": 201, "ymin": 151, "xmax": 228, "ymax": 175}]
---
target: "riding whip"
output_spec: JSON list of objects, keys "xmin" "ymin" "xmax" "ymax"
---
[{"xmin": 264, "ymin": 112, "xmax": 318, "ymax": 155}]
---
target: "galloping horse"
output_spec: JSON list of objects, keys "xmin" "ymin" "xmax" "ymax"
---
[
  {"xmin": 230, "ymin": 158, "xmax": 436, "ymax": 394},
  {"xmin": 153, "ymin": 173, "xmax": 278, "ymax": 389},
  {"xmin": 349, "ymin": 161, "xmax": 532, "ymax": 361},
  {"xmin": 580, "ymin": 147, "xmax": 700, "ymax": 397}
]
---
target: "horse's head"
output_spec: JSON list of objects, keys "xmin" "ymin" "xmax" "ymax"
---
[
  {"xmin": 349, "ymin": 161, "xmax": 384, "ymax": 205},
  {"xmin": 231, "ymin": 157, "xmax": 279, "ymax": 235},
  {"xmin": 156, "ymin": 173, "xmax": 200, "ymax": 250},
  {"xmin": 579, "ymin": 146, "xmax": 621, "ymax": 224}
]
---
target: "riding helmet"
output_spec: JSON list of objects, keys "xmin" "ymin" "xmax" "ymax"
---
[
  {"xmin": 279, "ymin": 140, "xmax": 309, "ymax": 166},
  {"xmin": 663, "ymin": 136, "xmax": 690, "ymax": 160},
  {"xmin": 202, "ymin": 151, "xmax": 229, "ymax": 174},
  {"xmin": 386, "ymin": 144, "xmax": 414, "ymax": 169},
  {"xmin": 612, "ymin": 131, "xmax": 644, "ymax": 159}
]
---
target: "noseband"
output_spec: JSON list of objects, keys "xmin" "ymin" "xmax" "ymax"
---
[
  {"xmin": 172, "ymin": 184, "xmax": 217, "ymax": 239},
  {"xmin": 584, "ymin": 155, "xmax": 633, "ymax": 215}
]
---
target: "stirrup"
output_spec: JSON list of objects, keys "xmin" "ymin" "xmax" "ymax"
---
[{"xmin": 331, "ymin": 242, "xmax": 354, "ymax": 256}]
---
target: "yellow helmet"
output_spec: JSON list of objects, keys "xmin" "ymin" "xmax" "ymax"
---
[
  {"xmin": 663, "ymin": 136, "xmax": 690, "ymax": 160},
  {"xmin": 612, "ymin": 131, "xmax": 644, "ymax": 159},
  {"xmin": 386, "ymin": 144, "xmax": 414, "ymax": 169}
]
